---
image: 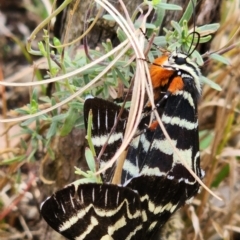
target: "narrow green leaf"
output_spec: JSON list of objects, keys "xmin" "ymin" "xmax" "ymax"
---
[
  {"xmin": 27, "ymin": 149, "xmax": 37, "ymax": 161},
  {"xmin": 211, "ymin": 164, "xmax": 229, "ymax": 188},
  {"xmin": 15, "ymin": 108, "xmax": 30, "ymax": 115},
  {"xmin": 117, "ymin": 29, "xmax": 127, "ymax": 43},
  {"xmin": 86, "ymin": 109, "xmax": 97, "ymax": 157},
  {"xmin": 20, "ymin": 138, "xmax": 28, "ymax": 150},
  {"xmin": 52, "ymin": 113, "xmax": 67, "ymax": 122},
  {"xmin": 46, "ymin": 121, "xmax": 58, "ymax": 139},
  {"xmin": 111, "ymin": 68, "xmax": 117, "ymax": 84},
  {"xmin": 197, "ymin": 23, "xmax": 220, "ymax": 34},
  {"xmin": 39, "ymin": 96, "xmax": 51, "ymax": 103},
  {"xmin": 0, "ymin": 155, "xmax": 26, "ymax": 165},
  {"xmin": 199, "ymin": 130, "xmax": 213, "ymax": 150},
  {"xmin": 152, "ymin": 0, "xmax": 166, "ymax": 29},
  {"xmin": 21, "ymin": 117, "xmax": 38, "ymax": 127},
  {"xmin": 210, "ymin": 53, "xmax": 230, "ymax": 65},
  {"xmin": 51, "ymin": 97, "xmax": 58, "ymax": 116},
  {"xmin": 47, "ymin": 147, "xmax": 55, "ymax": 159},
  {"xmin": 145, "ymin": 23, "xmax": 157, "ymax": 29},
  {"xmin": 31, "ymin": 88, "xmax": 38, "ymax": 102},
  {"xmin": 38, "ymin": 41, "xmax": 47, "ymax": 57},
  {"xmin": 75, "ymin": 115, "xmax": 85, "ymax": 129},
  {"xmin": 179, "ymin": 0, "xmax": 197, "ymax": 25},
  {"xmin": 198, "ymin": 35, "xmax": 212, "ymax": 44},
  {"xmin": 201, "ymin": 76, "xmax": 222, "ymax": 91},
  {"xmin": 152, "ymin": 0, "xmax": 161, "ymax": 5},
  {"xmin": 157, "ymin": 2, "xmax": 182, "ymax": 10},
  {"xmin": 171, "ymin": 21, "xmax": 182, "ymax": 35},
  {"xmin": 85, "ymin": 148, "xmax": 96, "ymax": 173},
  {"xmin": 53, "ymin": 37, "xmax": 63, "ymax": 54},
  {"xmin": 102, "ymin": 14, "xmax": 116, "ymax": 21},
  {"xmin": 191, "ymin": 51, "xmax": 204, "ymax": 66},
  {"xmin": 153, "ymin": 36, "xmax": 167, "ymax": 47},
  {"xmin": 60, "ymin": 107, "xmax": 79, "ymax": 136},
  {"xmin": 74, "ymin": 166, "xmax": 102, "ymax": 184},
  {"xmin": 30, "ymin": 99, "xmax": 38, "ymax": 113},
  {"xmin": 20, "ymin": 127, "xmax": 34, "ymax": 135},
  {"xmin": 115, "ymin": 68, "xmax": 130, "ymax": 87}
]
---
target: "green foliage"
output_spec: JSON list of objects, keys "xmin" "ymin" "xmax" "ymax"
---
[
  {"xmin": 74, "ymin": 114, "xmax": 102, "ymax": 184},
  {"xmin": 14, "ymin": 0, "xmax": 221, "ymax": 181}
]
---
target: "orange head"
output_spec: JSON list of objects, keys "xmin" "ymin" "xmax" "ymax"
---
[
  {"xmin": 150, "ymin": 55, "xmax": 184, "ymax": 102},
  {"xmin": 149, "ymin": 51, "xmax": 201, "ymax": 102}
]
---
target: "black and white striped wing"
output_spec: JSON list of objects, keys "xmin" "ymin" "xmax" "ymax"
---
[
  {"xmin": 84, "ymin": 98, "xmax": 128, "ymax": 181},
  {"xmin": 121, "ymin": 88, "xmax": 204, "ymax": 238},
  {"xmin": 122, "ymin": 89, "xmax": 203, "ymax": 185},
  {"xmin": 125, "ymin": 175, "xmax": 199, "ymax": 239},
  {"xmin": 41, "ymin": 183, "xmax": 143, "ymax": 240}
]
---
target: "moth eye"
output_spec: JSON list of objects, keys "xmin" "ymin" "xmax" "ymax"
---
[{"xmin": 174, "ymin": 56, "xmax": 187, "ymax": 65}]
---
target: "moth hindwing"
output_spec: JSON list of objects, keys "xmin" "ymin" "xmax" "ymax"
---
[
  {"xmin": 84, "ymin": 97, "xmax": 129, "ymax": 182},
  {"xmin": 40, "ymin": 183, "xmax": 143, "ymax": 240},
  {"xmin": 83, "ymin": 51, "xmax": 204, "ymax": 238},
  {"xmin": 41, "ymin": 51, "xmax": 204, "ymax": 240}
]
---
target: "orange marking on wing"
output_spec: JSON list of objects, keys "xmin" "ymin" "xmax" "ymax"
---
[
  {"xmin": 150, "ymin": 56, "xmax": 174, "ymax": 89},
  {"xmin": 149, "ymin": 120, "xmax": 159, "ymax": 131},
  {"xmin": 168, "ymin": 76, "xmax": 184, "ymax": 93}
]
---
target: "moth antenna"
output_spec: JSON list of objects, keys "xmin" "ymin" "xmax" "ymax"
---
[{"xmin": 187, "ymin": 0, "xmax": 200, "ymax": 57}]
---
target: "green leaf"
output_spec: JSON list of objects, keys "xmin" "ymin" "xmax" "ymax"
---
[
  {"xmin": 210, "ymin": 53, "xmax": 230, "ymax": 65},
  {"xmin": 157, "ymin": 2, "xmax": 182, "ymax": 10},
  {"xmin": 115, "ymin": 68, "xmax": 130, "ymax": 87},
  {"xmin": 39, "ymin": 96, "xmax": 51, "ymax": 103},
  {"xmin": 171, "ymin": 21, "xmax": 182, "ymax": 35},
  {"xmin": 86, "ymin": 109, "xmax": 97, "ymax": 157},
  {"xmin": 20, "ymin": 138, "xmax": 28, "ymax": 150},
  {"xmin": 30, "ymin": 99, "xmax": 39, "ymax": 113},
  {"xmin": 75, "ymin": 115, "xmax": 85, "ymax": 129},
  {"xmin": 111, "ymin": 68, "xmax": 117, "ymax": 84},
  {"xmin": 52, "ymin": 113, "xmax": 67, "ymax": 122},
  {"xmin": 27, "ymin": 149, "xmax": 37, "ymax": 161},
  {"xmin": 103, "ymin": 84, "xmax": 109, "ymax": 97},
  {"xmin": 0, "ymin": 155, "xmax": 26, "ymax": 165},
  {"xmin": 85, "ymin": 148, "xmax": 96, "ymax": 173},
  {"xmin": 20, "ymin": 127, "xmax": 34, "ymax": 135},
  {"xmin": 201, "ymin": 76, "xmax": 222, "ymax": 91},
  {"xmin": 74, "ymin": 165, "xmax": 102, "ymax": 184},
  {"xmin": 198, "ymin": 35, "xmax": 212, "ymax": 44},
  {"xmin": 197, "ymin": 23, "xmax": 220, "ymax": 34},
  {"xmin": 168, "ymin": 42, "xmax": 181, "ymax": 51},
  {"xmin": 46, "ymin": 121, "xmax": 58, "ymax": 139},
  {"xmin": 145, "ymin": 23, "xmax": 158, "ymax": 29},
  {"xmin": 102, "ymin": 14, "xmax": 115, "ymax": 21},
  {"xmin": 38, "ymin": 41, "xmax": 47, "ymax": 57},
  {"xmin": 179, "ymin": 0, "xmax": 197, "ymax": 26},
  {"xmin": 31, "ymin": 88, "xmax": 38, "ymax": 102},
  {"xmin": 211, "ymin": 164, "xmax": 229, "ymax": 188},
  {"xmin": 47, "ymin": 147, "xmax": 55, "ymax": 159},
  {"xmin": 106, "ymin": 40, "xmax": 113, "ymax": 55},
  {"xmin": 191, "ymin": 51, "xmax": 204, "ymax": 66},
  {"xmin": 152, "ymin": 0, "xmax": 161, "ymax": 5},
  {"xmin": 51, "ymin": 97, "xmax": 58, "ymax": 116},
  {"xmin": 117, "ymin": 28, "xmax": 127, "ymax": 43},
  {"xmin": 21, "ymin": 117, "xmax": 39, "ymax": 127},
  {"xmin": 53, "ymin": 37, "xmax": 63, "ymax": 54},
  {"xmin": 153, "ymin": 36, "xmax": 167, "ymax": 47},
  {"xmin": 199, "ymin": 130, "xmax": 213, "ymax": 150},
  {"xmin": 15, "ymin": 108, "xmax": 29, "ymax": 115},
  {"xmin": 69, "ymin": 101, "xmax": 84, "ymax": 109},
  {"xmin": 151, "ymin": 0, "xmax": 165, "ymax": 29},
  {"xmin": 60, "ymin": 107, "xmax": 79, "ymax": 136}
]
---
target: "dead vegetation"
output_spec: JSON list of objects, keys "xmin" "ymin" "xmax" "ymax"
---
[{"xmin": 0, "ymin": 0, "xmax": 240, "ymax": 240}]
